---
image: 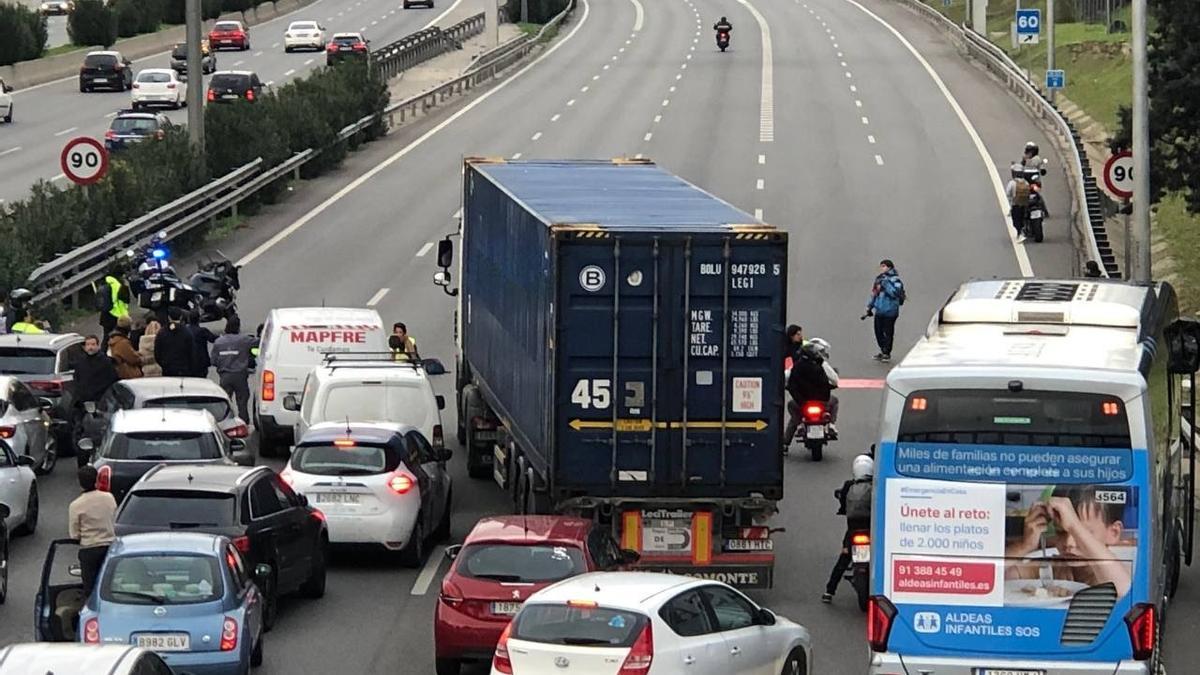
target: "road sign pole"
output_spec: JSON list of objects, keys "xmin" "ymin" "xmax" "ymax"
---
[
  {"xmin": 186, "ymin": 0, "xmax": 204, "ymax": 152},
  {"xmin": 1047, "ymin": 0, "xmax": 1055, "ymax": 102},
  {"xmin": 1132, "ymin": 0, "xmax": 1151, "ymax": 282},
  {"xmin": 1123, "ymin": 199, "xmax": 1132, "ymax": 277}
]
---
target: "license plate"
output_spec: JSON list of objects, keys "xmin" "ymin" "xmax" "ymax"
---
[
  {"xmin": 135, "ymin": 633, "xmax": 190, "ymax": 651},
  {"xmin": 806, "ymin": 425, "xmax": 825, "ymax": 440},
  {"xmin": 315, "ymin": 493, "xmax": 359, "ymax": 504},
  {"xmin": 852, "ymin": 544, "xmax": 871, "ymax": 563},
  {"xmin": 977, "ymin": 671, "xmax": 1044, "ymax": 675},
  {"xmin": 222, "ymin": 94, "xmax": 238, "ymax": 99},
  {"xmin": 340, "ymin": 45, "xmax": 352, "ymax": 50},
  {"xmin": 491, "ymin": 601, "xmax": 522, "ymax": 615},
  {"xmin": 1029, "ymin": 210, "xmax": 1043, "ymax": 219},
  {"xmin": 725, "ymin": 539, "xmax": 774, "ymax": 552},
  {"xmin": 94, "ymin": 78, "xmax": 108, "ymax": 83},
  {"xmin": 221, "ymin": 39, "xmax": 232, "ymax": 43},
  {"xmin": 474, "ymin": 430, "xmax": 498, "ymax": 441}
]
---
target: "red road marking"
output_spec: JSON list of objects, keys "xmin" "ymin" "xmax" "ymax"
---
[{"xmin": 840, "ymin": 378, "xmax": 886, "ymax": 389}]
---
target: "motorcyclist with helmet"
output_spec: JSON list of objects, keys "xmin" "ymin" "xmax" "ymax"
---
[
  {"xmin": 823, "ymin": 453, "xmax": 874, "ymax": 603},
  {"xmin": 713, "ymin": 16, "xmax": 732, "ymax": 47},
  {"xmin": 784, "ymin": 337, "xmax": 839, "ymax": 451}
]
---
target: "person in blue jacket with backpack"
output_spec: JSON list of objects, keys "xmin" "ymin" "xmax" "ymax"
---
[{"xmin": 862, "ymin": 259, "xmax": 905, "ymax": 362}]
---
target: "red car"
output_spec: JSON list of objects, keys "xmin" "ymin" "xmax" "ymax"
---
[
  {"xmin": 208, "ymin": 20, "xmax": 250, "ymax": 51},
  {"xmin": 434, "ymin": 516, "xmax": 637, "ymax": 675}
]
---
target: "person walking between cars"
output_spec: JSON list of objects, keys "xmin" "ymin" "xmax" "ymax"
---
[
  {"xmin": 863, "ymin": 259, "xmax": 904, "ymax": 362},
  {"xmin": 154, "ymin": 311, "xmax": 194, "ymax": 377},
  {"xmin": 138, "ymin": 319, "xmax": 162, "ymax": 377},
  {"xmin": 211, "ymin": 317, "xmax": 258, "ymax": 422},
  {"xmin": 185, "ymin": 311, "xmax": 218, "ymax": 378},
  {"xmin": 823, "ymin": 454, "xmax": 874, "ymax": 603},
  {"xmin": 72, "ymin": 335, "xmax": 119, "ymax": 410},
  {"xmin": 69, "ymin": 465, "xmax": 117, "ymax": 598},
  {"xmin": 107, "ymin": 317, "xmax": 143, "ymax": 380},
  {"xmin": 96, "ymin": 273, "xmax": 130, "ymax": 346},
  {"xmin": 390, "ymin": 322, "xmax": 419, "ymax": 362}
]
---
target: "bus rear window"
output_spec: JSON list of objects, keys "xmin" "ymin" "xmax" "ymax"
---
[{"xmin": 898, "ymin": 390, "xmax": 1131, "ymax": 448}]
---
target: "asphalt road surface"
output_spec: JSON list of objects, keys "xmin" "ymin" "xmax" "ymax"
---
[
  {"xmin": 1, "ymin": 0, "xmax": 1195, "ymax": 673},
  {"xmin": 0, "ymin": 0, "xmax": 475, "ymax": 203}
]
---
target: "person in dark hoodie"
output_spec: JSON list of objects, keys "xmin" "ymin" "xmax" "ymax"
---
[
  {"xmin": 154, "ymin": 310, "xmax": 194, "ymax": 377},
  {"xmin": 71, "ymin": 335, "xmax": 119, "ymax": 447},
  {"xmin": 185, "ymin": 311, "xmax": 218, "ymax": 378}
]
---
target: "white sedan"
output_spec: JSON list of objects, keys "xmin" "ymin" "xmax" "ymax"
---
[
  {"xmin": 0, "ymin": 440, "xmax": 39, "ymax": 541},
  {"xmin": 131, "ymin": 69, "xmax": 186, "ymax": 109},
  {"xmin": 284, "ymin": 21, "xmax": 326, "ymax": 51},
  {"xmin": 492, "ymin": 572, "xmax": 812, "ymax": 675},
  {"xmin": 0, "ymin": 77, "xmax": 12, "ymax": 124}
]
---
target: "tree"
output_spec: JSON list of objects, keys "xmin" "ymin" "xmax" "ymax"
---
[
  {"xmin": 68, "ymin": 0, "xmax": 117, "ymax": 47},
  {"xmin": 0, "ymin": 4, "xmax": 48, "ymax": 66}
]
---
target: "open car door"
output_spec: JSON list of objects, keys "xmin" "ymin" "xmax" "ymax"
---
[{"xmin": 34, "ymin": 539, "xmax": 83, "ymax": 642}]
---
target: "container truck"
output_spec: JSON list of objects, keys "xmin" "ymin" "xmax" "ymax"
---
[{"xmin": 432, "ymin": 158, "xmax": 788, "ymax": 588}]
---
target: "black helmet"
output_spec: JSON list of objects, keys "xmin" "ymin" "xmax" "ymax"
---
[
  {"xmin": 1024, "ymin": 141, "xmax": 1039, "ymax": 156},
  {"xmin": 720, "ymin": 16, "xmax": 727, "ymax": 21},
  {"xmin": 7, "ymin": 288, "xmax": 33, "ymax": 309}
]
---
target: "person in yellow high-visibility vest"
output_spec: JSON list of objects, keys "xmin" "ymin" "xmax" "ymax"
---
[
  {"xmin": 390, "ymin": 322, "xmax": 419, "ymax": 362},
  {"xmin": 98, "ymin": 275, "xmax": 130, "ymax": 345},
  {"xmin": 11, "ymin": 310, "xmax": 45, "ymax": 334}
]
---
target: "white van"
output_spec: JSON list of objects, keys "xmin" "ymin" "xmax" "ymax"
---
[
  {"xmin": 285, "ymin": 356, "xmax": 446, "ymax": 448},
  {"xmin": 0, "ymin": 644, "xmax": 171, "ymax": 675},
  {"xmin": 255, "ymin": 307, "xmax": 387, "ymax": 456}
]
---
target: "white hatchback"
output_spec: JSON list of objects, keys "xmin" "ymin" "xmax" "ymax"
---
[
  {"xmin": 131, "ymin": 68, "xmax": 185, "ymax": 109},
  {"xmin": 282, "ymin": 422, "xmax": 451, "ymax": 567},
  {"xmin": 492, "ymin": 573, "xmax": 812, "ymax": 675},
  {"xmin": 284, "ymin": 20, "xmax": 326, "ymax": 51}
]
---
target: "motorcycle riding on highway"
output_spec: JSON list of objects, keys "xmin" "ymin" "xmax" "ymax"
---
[{"xmin": 714, "ymin": 16, "xmax": 732, "ymax": 51}]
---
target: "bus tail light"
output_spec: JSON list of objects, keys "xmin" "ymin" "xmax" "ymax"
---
[
  {"xmin": 1125, "ymin": 603, "xmax": 1156, "ymax": 660},
  {"xmin": 866, "ymin": 595, "xmax": 897, "ymax": 653}
]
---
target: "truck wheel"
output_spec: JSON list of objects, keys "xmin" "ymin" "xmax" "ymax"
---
[{"xmin": 462, "ymin": 385, "xmax": 490, "ymax": 479}]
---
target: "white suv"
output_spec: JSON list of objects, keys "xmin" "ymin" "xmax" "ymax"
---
[
  {"xmin": 284, "ymin": 355, "xmax": 445, "ymax": 449},
  {"xmin": 0, "ymin": 77, "xmax": 12, "ymax": 123}
]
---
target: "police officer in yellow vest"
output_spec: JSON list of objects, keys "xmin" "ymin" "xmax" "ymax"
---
[
  {"xmin": 6, "ymin": 289, "xmax": 36, "ymax": 334},
  {"xmin": 97, "ymin": 275, "xmax": 130, "ymax": 345},
  {"xmin": 11, "ymin": 310, "xmax": 45, "ymax": 334}
]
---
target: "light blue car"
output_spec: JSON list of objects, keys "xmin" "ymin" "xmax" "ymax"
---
[{"xmin": 77, "ymin": 532, "xmax": 266, "ymax": 675}]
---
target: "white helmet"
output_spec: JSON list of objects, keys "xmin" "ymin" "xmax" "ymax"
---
[
  {"xmin": 807, "ymin": 337, "xmax": 831, "ymax": 360},
  {"xmin": 852, "ymin": 454, "xmax": 874, "ymax": 480}
]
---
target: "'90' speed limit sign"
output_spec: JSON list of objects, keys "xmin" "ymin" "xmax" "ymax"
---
[{"xmin": 60, "ymin": 136, "xmax": 109, "ymax": 186}]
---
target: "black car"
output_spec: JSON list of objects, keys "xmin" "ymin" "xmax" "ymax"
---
[
  {"xmin": 114, "ymin": 464, "xmax": 328, "ymax": 629},
  {"xmin": 325, "ymin": 33, "xmax": 369, "ymax": 66},
  {"xmin": 170, "ymin": 41, "xmax": 216, "ymax": 78},
  {"xmin": 104, "ymin": 110, "xmax": 172, "ymax": 152},
  {"xmin": 79, "ymin": 51, "xmax": 133, "ymax": 92},
  {"xmin": 206, "ymin": 71, "xmax": 265, "ymax": 103},
  {"xmin": 0, "ymin": 333, "xmax": 85, "ymax": 450}
]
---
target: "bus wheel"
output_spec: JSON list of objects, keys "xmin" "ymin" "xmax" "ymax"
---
[{"xmin": 1167, "ymin": 522, "xmax": 1183, "ymax": 599}]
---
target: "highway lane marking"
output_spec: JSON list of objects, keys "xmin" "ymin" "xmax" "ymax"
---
[
  {"xmin": 850, "ymin": 84, "xmax": 857, "ymax": 92},
  {"xmin": 272, "ymin": 42, "xmax": 280, "ymax": 48},
  {"xmin": 410, "ymin": 546, "xmax": 446, "ymax": 595},
  {"xmin": 875, "ymin": 154, "xmax": 885, "ymax": 166},
  {"xmin": 360, "ymin": 26, "xmax": 367, "ymax": 31},
  {"xmin": 756, "ymin": 179, "xmax": 764, "ymax": 190},
  {"xmin": 855, "ymin": 99, "xmax": 862, "ymax": 107},
  {"xmin": 868, "ymin": 134, "xmax": 876, "ymax": 143},
  {"xmin": 52, "ymin": 173, "xmax": 66, "ymax": 182},
  {"xmin": 305, "ymin": 59, "xmax": 314, "ymax": 66},
  {"xmin": 690, "ymin": 45, "xmax": 695, "ymax": 51},
  {"xmin": 838, "ymin": 0, "xmax": 1033, "ymax": 276},
  {"xmin": 104, "ymin": 111, "xmax": 118, "ymax": 118},
  {"xmin": 681, "ymin": 63, "xmax": 687, "ymax": 68},
  {"xmin": 512, "ymin": 152, "xmax": 522, "ymax": 159},
  {"xmin": 567, "ymin": 99, "xmax": 576, "ymax": 106},
  {"xmin": 581, "ymin": 86, "xmax": 589, "ymax": 92},
  {"xmin": 415, "ymin": 242, "xmax": 434, "ymax": 258},
  {"xmin": 838, "ymin": 51, "xmax": 843, "ymax": 57},
  {"xmin": 53, "ymin": 127, "xmax": 77, "ymax": 137},
  {"xmin": 531, "ymin": 132, "xmax": 542, "ymax": 140},
  {"xmin": 661, "ymin": 99, "xmax": 669, "ymax": 106},
  {"xmin": 593, "ymin": 74, "xmax": 600, "ymax": 80},
  {"xmin": 234, "ymin": 60, "xmax": 245, "ymax": 66},
  {"xmin": 626, "ymin": 39, "xmax": 631, "ymax": 45},
  {"xmin": 603, "ymin": 64, "xmax": 610, "ymax": 69},
  {"xmin": 381, "ymin": 14, "xmax": 387, "ymax": 19},
  {"xmin": 738, "ymin": 0, "xmax": 774, "ymax": 142},
  {"xmin": 845, "ymin": 71, "xmax": 853, "ymax": 78},
  {"xmin": 236, "ymin": 0, "xmax": 594, "ymax": 267},
  {"xmin": 629, "ymin": 0, "xmax": 644, "ymax": 31},
  {"xmin": 254, "ymin": 51, "xmax": 263, "ymax": 57},
  {"xmin": 653, "ymin": 114, "xmax": 662, "ymax": 123},
  {"xmin": 425, "ymin": 0, "xmax": 465, "ymax": 28},
  {"xmin": 686, "ymin": 54, "xmax": 692, "ymax": 60},
  {"xmin": 0, "ymin": 147, "xmax": 21, "ymax": 158},
  {"xmin": 669, "ymin": 85, "xmax": 675, "ymax": 92},
  {"xmin": 675, "ymin": 73, "xmax": 682, "ymax": 80},
  {"xmin": 285, "ymin": 69, "xmax": 296, "ymax": 77},
  {"xmin": 551, "ymin": 113, "xmax": 561, "ymax": 122},
  {"xmin": 612, "ymin": 54, "xmax": 619, "ymax": 60},
  {"xmin": 861, "ymin": 116, "xmax": 869, "ymax": 125},
  {"xmin": 644, "ymin": 132, "xmax": 652, "ymax": 141},
  {"xmin": 366, "ymin": 287, "xmax": 390, "ymax": 305},
  {"xmin": 371, "ymin": 20, "xmax": 378, "ymax": 25},
  {"xmin": 758, "ymin": 154, "xmax": 765, "ymax": 164},
  {"xmin": 841, "ymin": 61, "xmax": 848, "ymax": 67}
]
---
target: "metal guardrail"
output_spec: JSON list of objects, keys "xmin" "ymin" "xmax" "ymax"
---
[
  {"xmin": 894, "ymin": 0, "xmax": 1114, "ymax": 278},
  {"xmin": 371, "ymin": 13, "xmax": 487, "ymax": 79}
]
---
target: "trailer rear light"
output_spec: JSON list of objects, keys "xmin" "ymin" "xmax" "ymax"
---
[
  {"xmin": 852, "ymin": 533, "xmax": 871, "ymax": 546},
  {"xmin": 492, "ymin": 622, "xmax": 514, "ymax": 674},
  {"xmin": 261, "ymin": 370, "xmax": 275, "ymax": 401},
  {"xmin": 737, "ymin": 526, "xmax": 769, "ymax": 540},
  {"xmin": 616, "ymin": 623, "xmax": 653, "ymax": 674},
  {"xmin": 220, "ymin": 617, "xmax": 238, "ymax": 651},
  {"xmin": 83, "ymin": 618, "xmax": 100, "ymax": 643},
  {"xmin": 867, "ymin": 595, "xmax": 897, "ymax": 652},
  {"xmin": 802, "ymin": 401, "xmax": 826, "ymax": 423},
  {"xmin": 96, "ymin": 465, "xmax": 112, "ymax": 492},
  {"xmin": 1125, "ymin": 603, "xmax": 1156, "ymax": 660}
]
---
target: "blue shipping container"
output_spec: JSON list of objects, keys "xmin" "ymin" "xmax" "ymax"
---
[{"xmin": 461, "ymin": 159, "xmax": 788, "ymax": 501}]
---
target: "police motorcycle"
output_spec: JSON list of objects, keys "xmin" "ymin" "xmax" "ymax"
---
[{"xmin": 124, "ymin": 233, "xmax": 239, "ymax": 321}]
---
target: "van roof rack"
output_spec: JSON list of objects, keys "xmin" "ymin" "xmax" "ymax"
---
[{"xmin": 318, "ymin": 352, "xmax": 425, "ymax": 370}]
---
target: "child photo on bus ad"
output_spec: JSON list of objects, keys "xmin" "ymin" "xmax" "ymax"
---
[{"xmin": 1003, "ymin": 485, "xmax": 1135, "ymax": 604}]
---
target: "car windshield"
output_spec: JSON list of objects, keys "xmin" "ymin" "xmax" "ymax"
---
[
  {"xmin": 102, "ymin": 431, "xmax": 222, "ymax": 461},
  {"xmin": 292, "ymin": 443, "xmax": 400, "ymax": 476},
  {"xmin": 213, "ymin": 22, "xmax": 241, "ymax": 31},
  {"xmin": 513, "ymin": 605, "xmax": 647, "ymax": 647},
  {"xmin": 458, "ymin": 544, "xmax": 586, "ymax": 583},
  {"xmin": 111, "ymin": 117, "xmax": 159, "ymax": 134},
  {"xmin": 291, "ymin": 22, "xmax": 317, "ymax": 29},
  {"xmin": 143, "ymin": 396, "xmax": 233, "ymax": 422},
  {"xmin": 332, "ymin": 35, "xmax": 361, "ymax": 45},
  {"xmin": 171, "ymin": 45, "xmax": 188, "ymax": 58},
  {"xmin": 137, "ymin": 71, "xmax": 172, "ymax": 83},
  {"xmin": 0, "ymin": 347, "xmax": 56, "ymax": 375},
  {"xmin": 119, "ymin": 491, "xmax": 237, "ymax": 528},
  {"xmin": 210, "ymin": 74, "xmax": 249, "ymax": 89},
  {"xmin": 318, "ymin": 384, "xmax": 428, "ymax": 427},
  {"xmin": 101, "ymin": 554, "xmax": 223, "ymax": 605},
  {"xmin": 84, "ymin": 54, "xmax": 117, "ymax": 67}
]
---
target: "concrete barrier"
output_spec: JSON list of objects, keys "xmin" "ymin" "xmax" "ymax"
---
[{"xmin": 0, "ymin": 0, "xmax": 312, "ymax": 90}]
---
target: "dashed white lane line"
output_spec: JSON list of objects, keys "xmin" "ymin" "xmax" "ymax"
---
[
  {"xmin": 756, "ymin": 179, "xmax": 764, "ymax": 190},
  {"xmin": 837, "ymin": 51, "xmax": 843, "ymax": 57},
  {"xmin": 567, "ymin": 99, "xmax": 576, "ymax": 106},
  {"xmin": 0, "ymin": 147, "xmax": 21, "ymax": 158},
  {"xmin": 875, "ymin": 155, "xmax": 885, "ymax": 166},
  {"xmin": 855, "ymin": 99, "xmax": 863, "ymax": 107},
  {"xmin": 581, "ymin": 85, "xmax": 589, "ymax": 92},
  {"xmin": 284, "ymin": 69, "xmax": 296, "ymax": 77},
  {"xmin": 551, "ymin": 113, "xmax": 561, "ymax": 122},
  {"xmin": 675, "ymin": 73, "xmax": 682, "ymax": 80},
  {"xmin": 845, "ymin": 71, "xmax": 853, "ymax": 78},
  {"xmin": 414, "ymin": 243, "xmax": 433, "ymax": 258},
  {"xmin": 52, "ymin": 173, "xmax": 66, "ymax": 182},
  {"xmin": 305, "ymin": 58, "xmax": 314, "ymax": 66},
  {"xmin": 850, "ymin": 84, "xmax": 857, "ymax": 92},
  {"xmin": 254, "ymin": 50, "xmax": 264, "ymax": 57},
  {"xmin": 758, "ymin": 154, "xmax": 765, "ymax": 164},
  {"xmin": 629, "ymin": 0, "xmax": 644, "ymax": 31},
  {"xmin": 381, "ymin": 14, "xmax": 387, "ymax": 19},
  {"xmin": 410, "ymin": 546, "xmax": 446, "ymax": 595},
  {"xmin": 271, "ymin": 42, "xmax": 280, "ymax": 48},
  {"xmin": 738, "ymin": 0, "xmax": 774, "ymax": 142},
  {"xmin": 868, "ymin": 135, "xmax": 876, "ymax": 143},
  {"xmin": 531, "ymin": 132, "xmax": 543, "ymax": 140},
  {"xmin": 841, "ymin": 61, "xmax": 847, "ymax": 67},
  {"xmin": 754, "ymin": 208, "xmax": 763, "ymax": 220},
  {"xmin": 861, "ymin": 116, "xmax": 869, "ymax": 125},
  {"xmin": 662, "ymin": 99, "xmax": 669, "ymax": 106},
  {"xmin": 681, "ymin": 63, "xmax": 687, "ymax": 69},
  {"xmin": 367, "ymin": 287, "xmax": 391, "ymax": 305},
  {"xmin": 687, "ymin": 53, "xmax": 692, "ymax": 60},
  {"xmin": 603, "ymin": 64, "xmax": 610, "ymax": 70},
  {"xmin": 53, "ymin": 126, "xmax": 77, "ymax": 137},
  {"xmin": 104, "ymin": 111, "xmax": 118, "ymax": 118},
  {"xmin": 669, "ymin": 86, "xmax": 676, "ymax": 92},
  {"xmin": 626, "ymin": 39, "xmax": 631, "ymax": 44},
  {"xmin": 619, "ymin": 47, "xmax": 625, "ymax": 53},
  {"xmin": 359, "ymin": 25, "xmax": 367, "ymax": 31},
  {"xmin": 234, "ymin": 60, "xmax": 245, "ymax": 66},
  {"xmin": 592, "ymin": 74, "xmax": 600, "ymax": 80},
  {"xmin": 371, "ymin": 20, "xmax": 378, "ymax": 25},
  {"xmin": 512, "ymin": 152, "xmax": 523, "ymax": 159},
  {"xmin": 653, "ymin": 114, "xmax": 662, "ymax": 123},
  {"xmin": 644, "ymin": 132, "xmax": 653, "ymax": 141}
]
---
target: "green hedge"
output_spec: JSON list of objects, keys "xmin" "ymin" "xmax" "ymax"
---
[
  {"xmin": 68, "ymin": 0, "xmax": 117, "ymax": 48},
  {"xmin": 0, "ymin": 5, "xmax": 48, "ymax": 67},
  {"xmin": 1, "ymin": 63, "xmax": 387, "ymax": 304}
]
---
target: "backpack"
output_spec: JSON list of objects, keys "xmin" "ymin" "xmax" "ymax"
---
[
  {"xmin": 844, "ymin": 479, "xmax": 873, "ymax": 521},
  {"xmin": 1012, "ymin": 178, "xmax": 1031, "ymax": 206},
  {"xmin": 883, "ymin": 277, "xmax": 906, "ymax": 306}
]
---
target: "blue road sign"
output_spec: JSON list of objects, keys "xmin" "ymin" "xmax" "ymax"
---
[
  {"xmin": 1046, "ymin": 69, "xmax": 1066, "ymax": 89},
  {"xmin": 1016, "ymin": 9, "xmax": 1041, "ymax": 35}
]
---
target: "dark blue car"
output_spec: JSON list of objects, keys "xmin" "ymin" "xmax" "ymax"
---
[{"xmin": 104, "ymin": 111, "xmax": 171, "ymax": 152}]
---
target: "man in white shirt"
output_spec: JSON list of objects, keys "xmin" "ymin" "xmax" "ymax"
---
[{"xmin": 68, "ymin": 466, "xmax": 117, "ymax": 596}]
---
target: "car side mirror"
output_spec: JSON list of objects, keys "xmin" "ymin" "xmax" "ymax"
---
[
  {"xmin": 77, "ymin": 438, "xmax": 95, "ymax": 452},
  {"xmin": 38, "ymin": 397, "xmax": 54, "ymax": 411},
  {"xmin": 254, "ymin": 563, "xmax": 271, "ymax": 580},
  {"xmin": 15, "ymin": 455, "xmax": 36, "ymax": 468},
  {"xmin": 297, "ymin": 492, "xmax": 309, "ymax": 507},
  {"xmin": 433, "ymin": 270, "xmax": 451, "ymax": 287},
  {"xmin": 435, "ymin": 395, "xmax": 446, "ymax": 411},
  {"xmin": 618, "ymin": 549, "xmax": 640, "ymax": 565},
  {"xmin": 2, "ymin": 84, "xmax": 12, "ymax": 93},
  {"xmin": 755, "ymin": 608, "xmax": 776, "ymax": 626},
  {"xmin": 68, "ymin": 563, "xmax": 82, "ymax": 578},
  {"xmin": 436, "ymin": 447, "xmax": 453, "ymax": 462},
  {"xmin": 445, "ymin": 544, "xmax": 462, "ymax": 560},
  {"xmin": 436, "ymin": 237, "xmax": 453, "ymax": 269},
  {"xmin": 282, "ymin": 394, "xmax": 300, "ymax": 411}
]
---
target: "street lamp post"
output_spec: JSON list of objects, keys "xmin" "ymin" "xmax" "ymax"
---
[
  {"xmin": 1131, "ymin": 0, "xmax": 1151, "ymax": 282},
  {"xmin": 186, "ymin": 0, "xmax": 204, "ymax": 150}
]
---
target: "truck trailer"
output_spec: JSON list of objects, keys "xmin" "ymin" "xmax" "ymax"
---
[{"xmin": 433, "ymin": 158, "xmax": 788, "ymax": 588}]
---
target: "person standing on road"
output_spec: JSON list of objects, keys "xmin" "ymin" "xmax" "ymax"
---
[
  {"xmin": 154, "ymin": 311, "xmax": 194, "ymax": 377},
  {"xmin": 863, "ymin": 259, "xmax": 904, "ymax": 362},
  {"xmin": 69, "ymin": 465, "xmax": 117, "ymax": 598},
  {"xmin": 822, "ymin": 454, "xmax": 873, "ymax": 604},
  {"xmin": 1084, "ymin": 261, "xmax": 1103, "ymax": 278},
  {"xmin": 1005, "ymin": 163, "xmax": 1032, "ymax": 243},
  {"xmin": 390, "ymin": 322, "xmax": 419, "ymax": 362},
  {"xmin": 96, "ymin": 272, "xmax": 130, "ymax": 346},
  {"xmin": 72, "ymin": 335, "xmax": 119, "ymax": 407},
  {"xmin": 107, "ymin": 317, "xmax": 143, "ymax": 380},
  {"xmin": 211, "ymin": 317, "xmax": 258, "ymax": 422},
  {"xmin": 138, "ymin": 319, "xmax": 163, "ymax": 377},
  {"xmin": 185, "ymin": 311, "xmax": 218, "ymax": 378}
]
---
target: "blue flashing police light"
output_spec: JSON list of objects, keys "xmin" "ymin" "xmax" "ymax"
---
[{"xmin": 151, "ymin": 248, "xmax": 167, "ymax": 259}]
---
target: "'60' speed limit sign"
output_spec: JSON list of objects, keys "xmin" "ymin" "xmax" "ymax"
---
[{"xmin": 60, "ymin": 136, "xmax": 109, "ymax": 186}]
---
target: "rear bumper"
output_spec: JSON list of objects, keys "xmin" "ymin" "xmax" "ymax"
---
[
  {"xmin": 284, "ymin": 36, "xmax": 322, "ymax": 48},
  {"xmin": 869, "ymin": 653, "xmax": 1150, "ymax": 675},
  {"xmin": 435, "ymin": 601, "xmax": 508, "ymax": 661},
  {"xmin": 157, "ymin": 649, "xmax": 247, "ymax": 675},
  {"xmin": 321, "ymin": 509, "xmax": 414, "ymax": 546}
]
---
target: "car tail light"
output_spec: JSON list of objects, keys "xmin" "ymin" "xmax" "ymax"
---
[
  {"xmin": 279, "ymin": 466, "xmax": 294, "ymax": 486},
  {"xmin": 105, "ymin": 129, "xmax": 117, "ymax": 140},
  {"xmin": 852, "ymin": 532, "xmax": 871, "ymax": 546},
  {"xmin": 867, "ymin": 596, "xmax": 897, "ymax": 652},
  {"xmin": 439, "ymin": 578, "xmax": 464, "ymax": 607},
  {"xmin": 388, "ymin": 472, "xmax": 414, "ymax": 494},
  {"xmin": 0, "ymin": 426, "xmax": 15, "ymax": 439},
  {"xmin": 245, "ymin": 88, "xmax": 255, "ymax": 101},
  {"xmin": 432, "ymin": 424, "xmax": 444, "ymax": 448},
  {"xmin": 207, "ymin": 89, "xmax": 216, "ymax": 102},
  {"xmin": 96, "ymin": 465, "xmax": 112, "ymax": 492},
  {"xmin": 261, "ymin": 370, "xmax": 275, "ymax": 401},
  {"xmin": 1125, "ymin": 603, "xmax": 1156, "ymax": 660},
  {"xmin": 492, "ymin": 622, "xmax": 514, "ymax": 674},
  {"xmin": 166, "ymin": 82, "xmax": 176, "ymax": 89},
  {"xmin": 220, "ymin": 617, "xmax": 238, "ymax": 651},
  {"xmin": 802, "ymin": 401, "xmax": 827, "ymax": 423},
  {"xmin": 232, "ymin": 535, "xmax": 251, "ymax": 553},
  {"xmin": 225, "ymin": 423, "xmax": 249, "ymax": 439},
  {"xmin": 29, "ymin": 379, "xmax": 64, "ymax": 394},
  {"xmin": 353, "ymin": 42, "xmax": 367, "ymax": 51},
  {"xmin": 83, "ymin": 618, "xmax": 100, "ymax": 644},
  {"xmin": 327, "ymin": 43, "xmax": 338, "ymax": 52},
  {"xmin": 617, "ymin": 623, "xmax": 653, "ymax": 674},
  {"xmin": 132, "ymin": 82, "xmax": 140, "ymax": 89}
]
